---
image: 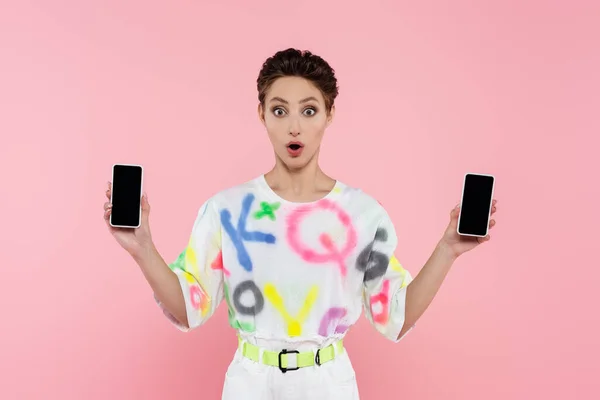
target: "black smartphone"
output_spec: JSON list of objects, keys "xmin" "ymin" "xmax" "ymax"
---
[
  {"xmin": 110, "ymin": 164, "xmax": 144, "ymax": 229},
  {"xmin": 457, "ymin": 173, "xmax": 495, "ymax": 237}
]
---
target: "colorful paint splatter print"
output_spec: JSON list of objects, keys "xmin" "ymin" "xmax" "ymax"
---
[{"xmin": 156, "ymin": 175, "xmax": 414, "ymax": 344}]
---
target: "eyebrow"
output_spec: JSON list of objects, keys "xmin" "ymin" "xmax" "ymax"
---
[{"xmin": 269, "ymin": 96, "xmax": 319, "ymax": 104}]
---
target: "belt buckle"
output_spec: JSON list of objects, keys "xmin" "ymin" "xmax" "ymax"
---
[
  {"xmin": 315, "ymin": 348, "xmax": 322, "ymax": 366},
  {"xmin": 278, "ymin": 349, "xmax": 300, "ymax": 373}
]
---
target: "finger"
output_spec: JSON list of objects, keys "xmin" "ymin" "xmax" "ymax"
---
[
  {"xmin": 451, "ymin": 204, "xmax": 460, "ymax": 217},
  {"xmin": 104, "ymin": 201, "xmax": 113, "ymax": 224},
  {"xmin": 141, "ymin": 193, "xmax": 150, "ymax": 210},
  {"xmin": 477, "ymin": 235, "xmax": 489, "ymax": 244},
  {"xmin": 489, "ymin": 219, "xmax": 496, "ymax": 228},
  {"xmin": 141, "ymin": 193, "xmax": 151, "ymax": 225},
  {"xmin": 106, "ymin": 182, "xmax": 112, "ymax": 200},
  {"xmin": 491, "ymin": 206, "xmax": 497, "ymax": 214}
]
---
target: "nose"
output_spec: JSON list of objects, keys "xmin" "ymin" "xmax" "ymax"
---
[{"xmin": 288, "ymin": 116, "xmax": 301, "ymax": 137}]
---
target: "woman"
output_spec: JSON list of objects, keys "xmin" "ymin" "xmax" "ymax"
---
[{"xmin": 103, "ymin": 48, "xmax": 498, "ymax": 399}]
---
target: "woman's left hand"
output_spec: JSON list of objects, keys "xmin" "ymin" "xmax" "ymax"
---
[{"xmin": 440, "ymin": 199, "xmax": 498, "ymax": 259}]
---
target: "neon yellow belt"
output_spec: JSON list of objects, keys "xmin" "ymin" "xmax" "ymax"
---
[{"xmin": 238, "ymin": 336, "xmax": 344, "ymax": 373}]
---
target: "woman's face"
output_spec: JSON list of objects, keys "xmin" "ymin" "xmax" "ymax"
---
[{"xmin": 259, "ymin": 76, "xmax": 334, "ymax": 170}]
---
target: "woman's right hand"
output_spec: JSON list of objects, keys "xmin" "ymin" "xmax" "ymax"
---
[{"xmin": 104, "ymin": 182, "xmax": 154, "ymax": 258}]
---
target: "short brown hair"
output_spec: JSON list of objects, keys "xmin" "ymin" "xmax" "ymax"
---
[{"xmin": 257, "ymin": 48, "xmax": 339, "ymax": 113}]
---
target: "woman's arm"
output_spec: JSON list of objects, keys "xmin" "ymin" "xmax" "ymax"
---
[
  {"xmin": 397, "ymin": 241, "xmax": 456, "ymax": 340},
  {"xmin": 133, "ymin": 244, "xmax": 189, "ymax": 329},
  {"xmin": 398, "ymin": 200, "xmax": 498, "ymax": 339}
]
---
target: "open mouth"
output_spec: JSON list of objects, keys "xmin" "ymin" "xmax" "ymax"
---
[{"xmin": 286, "ymin": 142, "xmax": 304, "ymax": 156}]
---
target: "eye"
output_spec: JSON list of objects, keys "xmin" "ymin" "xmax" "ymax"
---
[
  {"xmin": 272, "ymin": 107, "xmax": 286, "ymax": 117},
  {"xmin": 303, "ymin": 107, "xmax": 317, "ymax": 116}
]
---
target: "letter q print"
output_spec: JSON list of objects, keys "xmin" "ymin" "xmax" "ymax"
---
[{"xmin": 286, "ymin": 199, "xmax": 357, "ymax": 277}]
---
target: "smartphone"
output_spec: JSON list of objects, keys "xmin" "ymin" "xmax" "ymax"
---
[
  {"xmin": 457, "ymin": 173, "xmax": 495, "ymax": 237},
  {"xmin": 110, "ymin": 164, "xmax": 144, "ymax": 229}
]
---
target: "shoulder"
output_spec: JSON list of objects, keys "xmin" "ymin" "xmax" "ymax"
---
[
  {"xmin": 203, "ymin": 175, "xmax": 264, "ymax": 210},
  {"xmin": 335, "ymin": 180, "xmax": 389, "ymax": 224}
]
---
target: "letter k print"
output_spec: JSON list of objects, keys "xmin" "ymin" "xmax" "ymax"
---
[{"xmin": 220, "ymin": 193, "xmax": 276, "ymax": 272}]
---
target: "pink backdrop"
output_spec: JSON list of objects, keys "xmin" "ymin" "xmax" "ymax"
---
[{"xmin": 1, "ymin": 1, "xmax": 598, "ymax": 399}]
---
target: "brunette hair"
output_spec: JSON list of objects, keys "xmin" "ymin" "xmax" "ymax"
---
[{"xmin": 257, "ymin": 48, "xmax": 339, "ymax": 113}]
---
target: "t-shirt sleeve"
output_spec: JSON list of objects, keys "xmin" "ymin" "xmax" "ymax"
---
[
  {"xmin": 155, "ymin": 197, "xmax": 224, "ymax": 332},
  {"xmin": 361, "ymin": 207, "xmax": 415, "ymax": 342}
]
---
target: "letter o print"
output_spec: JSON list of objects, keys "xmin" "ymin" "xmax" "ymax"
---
[{"xmin": 233, "ymin": 280, "xmax": 264, "ymax": 316}]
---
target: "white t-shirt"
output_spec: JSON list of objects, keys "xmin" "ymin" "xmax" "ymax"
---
[{"xmin": 156, "ymin": 175, "xmax": 414, "ymax": 350}]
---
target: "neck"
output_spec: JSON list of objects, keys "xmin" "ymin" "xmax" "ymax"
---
[{"xmin": 265, "ymin": 149, "xmax": 334, "ymax": 198}]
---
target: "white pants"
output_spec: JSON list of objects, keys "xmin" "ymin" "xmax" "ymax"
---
[{"xmin": 221, "ymin": 347, "xmax": 360, "ymax": 399}]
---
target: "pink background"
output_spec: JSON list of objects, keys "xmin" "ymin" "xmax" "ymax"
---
[{"xmin": 1, "ymin": 1, "xmax": 598, "ymax": 399}]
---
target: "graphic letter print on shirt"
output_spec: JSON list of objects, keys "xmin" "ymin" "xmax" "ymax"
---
[
  {"xmin": 224, "ymin": 282, "xmax": 256, "ymax": 332},
  {"xmin": 318, "ymin": 307, "xmax": 349, "ymax": 336},
  {"xmin": 264, "ymin": 283, "xmax": 319, "ymax": 337},
  {"xmin": 253, "ymin": 201, "xmax": 280, "ymax": 221},
  {"xmin": 356, "ymin": 228, "xmax": 390, "ymax": 282},
  {"xmin": 188, "ymin": 283, "xmax": 209, "ymax": 316},
  {"xmin": 233, "ymin": 280, "xmax": 265, "ymax": 316},
  {"xmin": 286, "ymin": 199, "xmax": 358, "ymax": 276},
  {"xmin": 220, "ymin": 193, "xmax": 276, "ymax": 272},
  {"xmin": 210, "ymin": 250, "xmax": 230, "ymax": 276},
  {"xmin": 390, "ymin": 255, "xmax": 409, "ymax": 288},
  {"xmin": 370, "ymin": 279, "xmax": 391, "ymax": 325},
  {"xmin": 174, "ymin": 242, "xmax": 211, "ymax": 317}
]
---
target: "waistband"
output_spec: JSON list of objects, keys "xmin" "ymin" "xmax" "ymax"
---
[{"xmin": 237, "ymin": 336, "xmax": 344, "ymax": 373}]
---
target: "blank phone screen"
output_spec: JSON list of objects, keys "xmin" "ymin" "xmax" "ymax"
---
[
  {"xmin": 111, "ymin": 165, "xmax": 142, "ymax": 227},
  {"xmin": 458, "ymin": 174, "xmax": 494, "ymax": 236}
]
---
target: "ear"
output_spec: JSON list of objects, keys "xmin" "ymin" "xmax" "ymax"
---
[
  {"xmin": 326, "ymin": 105, "xmax": 335, "ymax": 128},
  {"xmin": 258, "ymin": 103, "xmax": 266, "ymax": 126}
]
